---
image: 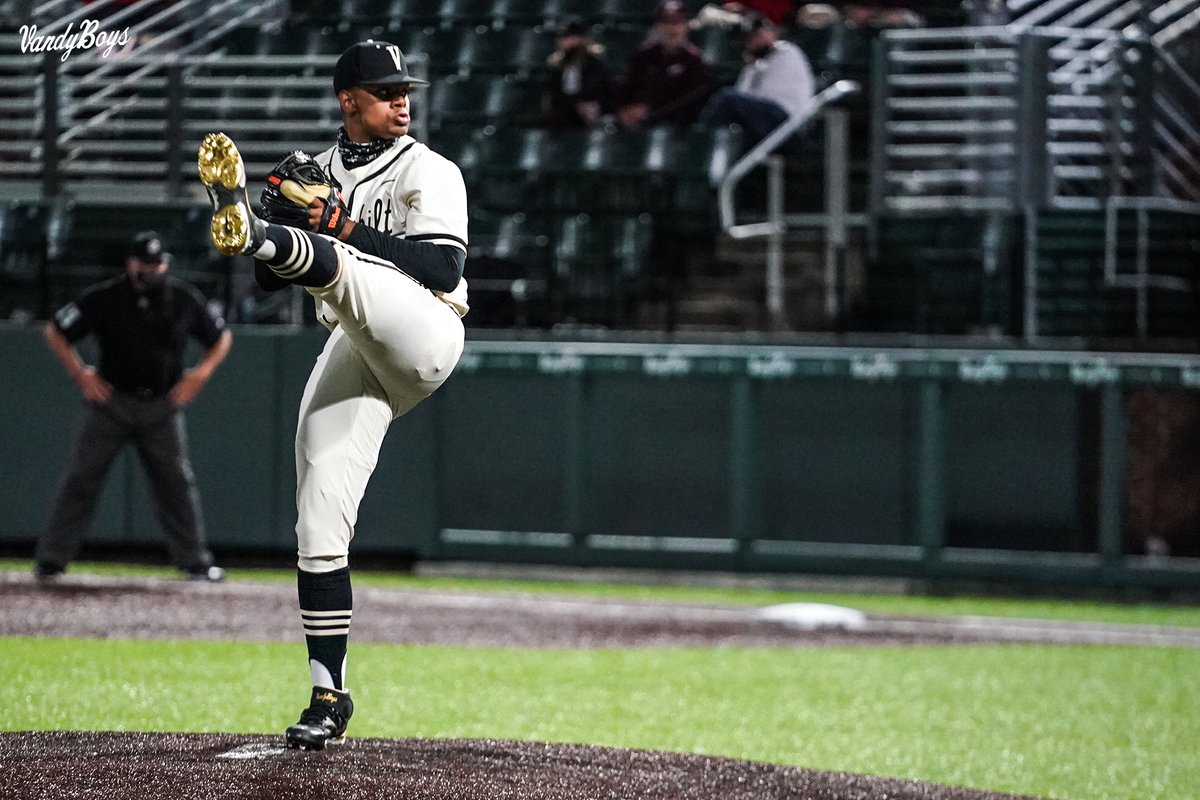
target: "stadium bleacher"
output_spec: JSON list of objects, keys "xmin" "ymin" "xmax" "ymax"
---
[{"xmin": 5, "ymin": 0, "xmax": 1200, "ymax": 342}]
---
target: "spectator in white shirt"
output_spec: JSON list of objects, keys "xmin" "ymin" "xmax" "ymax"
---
[{"xmin": 699, "ymin": 13, "xmax": 816, "ymax": 145}]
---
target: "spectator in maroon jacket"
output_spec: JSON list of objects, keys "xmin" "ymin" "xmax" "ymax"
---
[{"xmin": 615, "ymin": 0, "xmax": 715, "ymax": 129}]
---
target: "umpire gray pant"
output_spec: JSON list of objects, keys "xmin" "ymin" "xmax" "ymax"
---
[{"xmin": 36, "ymin": 392, "xmax": 215, "ymax": 570}]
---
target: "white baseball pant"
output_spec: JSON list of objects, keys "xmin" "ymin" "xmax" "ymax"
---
[{"xmin": 294, "ymin": 238, "xmax": 464, "ymax": 573}]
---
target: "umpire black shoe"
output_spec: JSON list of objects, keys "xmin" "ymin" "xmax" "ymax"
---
[
  {"xmin": 183, "ymin": 564, "xmax": 226, "ymax": 583},
  {"xmin": 198, "ymin": 132, "xmax": 266, "ymax": 256},
  {"xmin": 34, "ymin": 561, "xmax": 65, "ymax": 582},
  {"xmin": 285, "ymin": 687, "xmax": 354, "ymax": 751}
]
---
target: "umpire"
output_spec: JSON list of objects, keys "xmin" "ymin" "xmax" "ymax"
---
[{"xmin": 35, "ymin": 231, "xmax": 233, "ymax": 582}]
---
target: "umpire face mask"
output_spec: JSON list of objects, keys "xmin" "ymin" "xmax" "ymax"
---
[{"xmin": 126, "ymin": 257, "xmax": 168, "ymax": 295}]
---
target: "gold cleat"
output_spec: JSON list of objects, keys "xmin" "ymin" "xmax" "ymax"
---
[{"xmin": 197, "ymin": 132, "xmax": 264, "ymax": 256}]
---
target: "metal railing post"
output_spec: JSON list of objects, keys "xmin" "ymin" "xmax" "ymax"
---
[
  {"xmin": 866, "ymin": 35, "xmax": 888, "ymax": 262},
  {"xmin": 915, "ymin": 379, "xmax": 946, "ymax": 572},
  {"xmin": 765, "ymin": 155, "xmax": 786, "ymax": 330},
  {"xmin": 1016, "ymin": 33, "xmax": 1050, "ymax": 207},
  {"xmin": 1016, "ymin": 33, "xmax": 1050, "ymax": 342},
  {"xmin": 165, "ymin": 64, "xmax": 185, "ymax": 197},
  {"xmin": 824, "ymin": 108, "xmax": 849, "ymax": 323},
  {"xmin": 1023, "ymin": 206, "xmax": 1039, "ymax": 341},
  {"xmin": 565, "ymin": 371, "xmax": 590, "ymax": 552},
  {"xmin": 730, "ymin": 375, "xmax": 760, "ymax": 561},
  {"xmin": 1097, "ymin": 383, "xmax": 1126, "ymax": 568},
  {"xmin": 41, "ymin": 53, "xmax": 60, "ymax": 199},
  {"xmin": 1135, "ymin": 205, "xmax": 1149, "ymax": 339},
  {"xmin": 1127, "ymin": 36, "xmax": 1156, "ymax": 197}
]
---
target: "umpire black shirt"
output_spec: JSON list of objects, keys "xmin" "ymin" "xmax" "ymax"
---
[{"xmin": 53, "ymin": 274, "xmax": 226, "ymax": 398}]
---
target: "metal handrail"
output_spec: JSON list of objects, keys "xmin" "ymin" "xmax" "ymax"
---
[
  {"xmin": 717, "ymin": 79, "xmax": 859, "ymax": 236},
  {"xmin": 55, "ymin": 0, "xmax": 280, "ymax": 147},
  {"xmin": 31, "ymin": 0, "xmax": 120, "ymax": 34},
  {"xmin": 714, "ymin": 79, "xmax": 860, "ymax": 330},
  {"xmin": 1156, "ymin": 40, "xmax": 1200, "ymax": 100}
]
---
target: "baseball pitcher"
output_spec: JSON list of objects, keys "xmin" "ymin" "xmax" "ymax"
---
[{"xmin": 197, "ymin": 40, "xmax": 467, "ymax": 750}]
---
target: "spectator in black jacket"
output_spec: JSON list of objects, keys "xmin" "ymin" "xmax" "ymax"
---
[{"xmin": 542, "ymin": 17, "xmax": 615, "ymax": 131}]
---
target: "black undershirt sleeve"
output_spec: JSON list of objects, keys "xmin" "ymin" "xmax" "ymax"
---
[{"xmin": 345, "ymin": 224, "xmax": 465, "ymax": 293}]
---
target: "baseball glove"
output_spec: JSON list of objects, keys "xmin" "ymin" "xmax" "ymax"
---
[{"xmin": 259, "ymin": 151, "xmax": 351, "ymax": 238}]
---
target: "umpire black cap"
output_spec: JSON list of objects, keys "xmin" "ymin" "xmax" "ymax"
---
[
  {"xmin": 128, "ymin": 230, "xmax": 167, "ymax": 263},
  {"xmin": 333, "ymin": 40, "xmax": 429, "ymax": 93}
]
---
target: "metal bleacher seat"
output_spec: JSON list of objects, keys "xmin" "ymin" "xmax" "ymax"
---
[
  {"xmin": 381, "ymin": 0, "xmax": 445, "ymax": 28},
  {"xmin": 428, "ymin": 74, "xmax": 495, "ymax": 131},
  {"xmin": 553, "ymin": 212, "xmax": 652, "ymax": 326},
  {"xmin": 598, "ymin": 0, "xmax": 656, "ymax": 27},
  {"xmin": 484, "ymin": 75, "xmax": 543, "ymax": 127},
  {"xmin": 516, "ymin": 26, "xmax": 558, "ymax": 75},
  {"xmin": 286, "ymin": 23, "xmax": 362, "ymax": 56},
  {"xmin": 459, "ymin": 26, "xmax": 538, "ymax": 75},
  {"xmin": 427, "ymin": 74, "xmax": 542, "ymax": 134},
  {"xmin": 539, "ymin": 124, "xmax": 738, "ymax": 220},
  {"xmin": 404, "ymin": 26, "xmax": 471, "ymax": 77},
  {"xmin": 39, "ymin": 203, "xmax": 219, "ymax": 309},
  {"xmin": 431, "ymin": 125, "xmax": 475, "ymax": 170},
  {"xmin": 0, "ymin": 202, "xmax": 47, "ymax": 319},
  {"xmin": 695, "ymin": 24, "xmax": 743, "ymax": 83},
  {"xmin": 378, "ymin": 25, "xmax": 423, "ymax": 53},
  {"xmin": 543, "ymin": 126, "xmax": 670, "ymax": 215},
  {"xmin": 666, "ymin": 125, "xmax": 742, "ymax": 232},
  {"xmin": 488, "ymin": 211, "xmax": 551, "ymax": 267},
  {"xmin": 594, "ymin": 25, "xmax": 646, "ymax": 68},
  {"xmin": 221, "ymin": 25, "xmax": 271, "ymax": 56},
  {"xmin": 792, "ymin": 25, "xmax": 838, "ymax": 76},
  {"xmin": 468, "ymin": 126, "xmax": 551, "ymax": 212},
  {"xmin": 225, "ymin": 21, "xmax": 355, "ymax": 57},
  {"xmin": 542, "ymin": 127, "xmax": 610, "ymax": 212},
  {"xmin": 498, "ymin": 0, "xmax": 553, "ymax": 27},
  {"xmin": 464, "ymin": 209, "xmax": 552, "ymax": 326},
  {"xmin": 439, "ymin": 0, "xmax": 510, "ymax": 28},
  {"xmin": 540, "ymin": 0, "xmax": 608, "ymax": 27}
]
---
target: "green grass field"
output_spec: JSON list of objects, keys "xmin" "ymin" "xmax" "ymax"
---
[{"xmin": 7, "ymin": 562, "xmax": 1200, "ymax": 800}]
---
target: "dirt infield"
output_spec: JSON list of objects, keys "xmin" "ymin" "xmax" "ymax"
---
[
  {"xmin": 5, "ymin": 572, "xmax": 1199, "ymax": 647},
  {"xmin": 10, "ymin": 571, "xmax": 1194, "ymax": 799},
  {"xmin": 2, "ymin": 732, "xmax": 1042, "ymax": 800}
]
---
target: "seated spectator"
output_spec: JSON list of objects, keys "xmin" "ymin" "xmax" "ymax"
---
[
  {"xmin": 542, "ymin": 17, "xmax": 615, "ymax": 131},
  {"xmin": 839, "ymin": 1, "xmax": 928, "ymax": 29},
  {"xmin": 692, "ymin": 1, "xmax": 797, "ymax": 30},
  {"xmin": 698, "ymin": 13, "xmax": 815, "ymax": 145},
  {"xmin": 722, "ymin": 0, "xmax": 796, "ymax": 26},
  {"xmin": 615, "ymin": 0, "xmax": 714, "ymax": 129}
]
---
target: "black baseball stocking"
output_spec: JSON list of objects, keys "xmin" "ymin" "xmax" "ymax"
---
[
  {"xmin": 256, "ymin": 226, "xmax": 340, "ymax": 287},
  {"xmin": 297, "ymin": 567, "xmax": 352, "ymax": 691}
]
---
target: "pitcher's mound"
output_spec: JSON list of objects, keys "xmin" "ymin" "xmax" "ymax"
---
[{"xmin": 2, "ymin": 731, "xmax": 1040, "ymax": 800}]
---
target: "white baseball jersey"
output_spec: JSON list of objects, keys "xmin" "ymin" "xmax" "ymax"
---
[
  {"xmin": 313, "ymin": 135, "xmax": 470, "ymax": 324},
  {"xmin": 292, "ymin": 135, "xmax": 469, "ymax": 574}
]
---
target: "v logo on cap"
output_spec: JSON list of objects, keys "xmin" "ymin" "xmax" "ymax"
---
[{"xmin": 386, "ymin": 46, "xmax": 404, "ymax": 71}]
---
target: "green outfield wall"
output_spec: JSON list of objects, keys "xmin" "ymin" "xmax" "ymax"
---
[{"xmin": 2, "ymin": 324, "xmax": 1198, "ymax": 589}]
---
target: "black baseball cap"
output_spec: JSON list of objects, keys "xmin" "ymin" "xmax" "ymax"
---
[
  {"xmin": 128, "ymin": 230, "xmax": 167, "ymax": 263},
  {"xmin": 556, "ymin": 16, "xmax": 588, "ymax": 37},
  {"xmin": 739, "ymin": 12, "xmax": 774, "ymax": 39},
  {"xmin": 333, "ymin": 40, "xmax": 429, "ymax": 94}
]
